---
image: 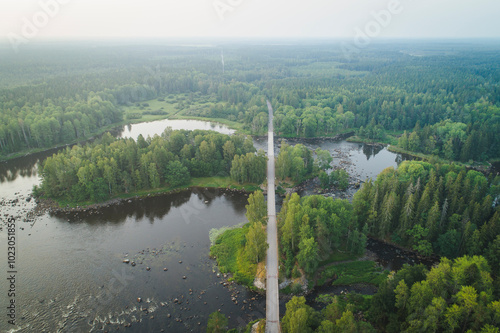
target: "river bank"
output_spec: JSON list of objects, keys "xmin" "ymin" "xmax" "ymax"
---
[
  {"xmin": 35, "ymin": 180, "xmax": 258, "ymax": 214},
  {"xmin": 0, "ymin": 113, "xmax": 238, "ymax": 163},
  {"xmin": 345, "ymin": 134, "xmax": 498, "ymax": 176},
  {"xmin": 0, "ymin": 118, "xmax": 132, "ymax": 163}
]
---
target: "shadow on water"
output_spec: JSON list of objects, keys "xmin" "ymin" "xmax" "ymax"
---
[
  {"xmin": 362, "ymin": 143, "xmax": 384, "ymax": 160},
  {"xmin": 367, "ymin": 238, "xmax": 439, "ymax": 271},
  {"xmin": 491, "ymin": 162, "xmax": 500, "ymax": 176},
  {"xmin": 0, "ymin": 148, "xmax": 57, "ymax": 184},
  {"xmin": 302, "ymin": 238, "xmax": 438, "ymax": 312},
  {"xmin": 51, "ymin": 188, "xmax": 248, "ymax": 227}
]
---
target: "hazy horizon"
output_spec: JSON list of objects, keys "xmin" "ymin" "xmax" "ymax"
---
[{"xmin": 1, "ymin": 0, "xmax": 499, "ymax": 43}]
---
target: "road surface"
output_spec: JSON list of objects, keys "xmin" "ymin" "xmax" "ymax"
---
[{"xmin": 265, "ymin": 100, "xmax": 280, "ymax": 333}]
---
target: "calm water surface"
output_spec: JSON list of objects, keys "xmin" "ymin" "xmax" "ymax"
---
[
  {"xmin": 119, "ymin": 119, "xmax": 235, "ymax": 140},
  {"xmin": 5, "ymin": 190, "xmax": 266, "ymax": 333}
]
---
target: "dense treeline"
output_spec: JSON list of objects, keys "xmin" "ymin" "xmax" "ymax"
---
[
  {"xmin": 276, "ymin": 141, "xmax": 315, "ymax": 182},
  {"xmin": 369, "ymin": 256, "xmax": 499, "ymax": 332},
  {"xmin": 0, "ymin": 44, "xmax": 223, "ymax": 157},
  {"xmin": 352, "ymin": 161, "xmax": 500, "ymax": 262},
  {"xmin": 0, "ymin": 93, "xmax": 122, "ymax": 154},
  {"xmin": 268, "ymin": 84, "xmax": 499, "ymax": 161},
  {"xmin": 398, "ymin": 118, "xmax": 499, "ymax": 162},
  {"xmin": 281, "ymin": 294, "xmax": 375, "ymax": 332},
  {"xmin": 319, "ymin": 168, "xmax": 350, "ymax": 190},
  {"xmin": 278, "ymin": 255, "xmax": 499, "ymax": 333},
  {"xmin": 2, "ymin": 43, "xmax": 499, "ymax": 162},
  {"xmin": 230, "ymin": 151, "xmax": 267, "ymax": 184},
  {"xmin": 35, "ymin": 129, "xmax": 264, "ymax": 202},
  {"xmin": 278, "ymin": 194, "xmax": 367, "ymax": 277},
  {"xmin": 198, "ymin": 46, "xmax": 500, "ymax": 161}
]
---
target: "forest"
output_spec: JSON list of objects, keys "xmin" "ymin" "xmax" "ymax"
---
[
  {"xmin": 211, "ymin": 185, "xmax": 500, "ymax": 332},
  {"xmin": 1, "ymin": 42, "xmax": 499, "ymax": 164},
  {"xmin": 209, "ymin": 158, "xmax": 500, "ymax": 332},
  {"xmin": 35, "ymin": 129, "xmax": 265, "ymax": 203},
  {"xmin": 271, "ymin": 255, "xmax": 499, "ymax": 333},
  {"xmin": 2, "ymin": 42, "xmax": 499, "ymax": 332},
  {"xmin": 352, "ymin": 161, "xmax": 500, "ymax": 268},
  {"xmin": 278, "ymin": 194, "xmax": 367, "ymax": 277}
]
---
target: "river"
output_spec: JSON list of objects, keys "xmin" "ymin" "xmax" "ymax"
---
[{"xmin": 1, "ymin": 119, "xmax": 412, "ymax": 332}]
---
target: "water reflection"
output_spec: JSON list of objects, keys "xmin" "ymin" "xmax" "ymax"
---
[
  {"xmin": 118, "ymin": 119, "xmax": 235, "ymax": 139},
  {"xmin": 361, "ymin": 144, "xmax": 384, "ymax": 160},
  {"xmin": 0, "ymin": 152, "xmax": 41, "ymax": 184},
  {"xmin": 52, "ymin": 188, "xmax": 247, "ymax": 227},
  {"xmin": 254, "ymin": 137, "xmax": 405, "ymax": 182},
  {"xmin": 367, "ymin": 238, "xmax": 438, "ymax": 271}
]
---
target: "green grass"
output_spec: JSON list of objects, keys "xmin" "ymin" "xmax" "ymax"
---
[
  {"xmin": 210, "ymin": 225, "xmax": 247, "ymax": 274},
  {"xmin": 387, "ymin": 145, "xmax": 491, "ymax": 168},
  {"xmin": 122, "ymin": 97, "xmax": 181, "ymax": 120},
  {"xmin": 122, "ymin": 95, "xmax": 248, "ymax": 134},
  {"xmin": 210, "ymin": 223, "xmax": 257, "ymax": 287},
  {"xmin": 318, "ymin": 251, "xmax": 360, "ymax": 267},
  {"xmin": 317, "ymin": 261, "xmax": 389, "ymax": 287}
]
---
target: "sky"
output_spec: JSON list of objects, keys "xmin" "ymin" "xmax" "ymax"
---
[{"xmin": 1, "ymin": 0, "xmax": 499, "ymax": 41}]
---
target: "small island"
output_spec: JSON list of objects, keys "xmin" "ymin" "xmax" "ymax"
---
[{"xmin": 33, "ymin": 129, "xmax": 266, "ymax": 209}]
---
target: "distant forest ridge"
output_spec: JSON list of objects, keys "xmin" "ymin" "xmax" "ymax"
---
[{"xmin": 0, "ymin": 42, "xmax": 498, "ymax": 162}]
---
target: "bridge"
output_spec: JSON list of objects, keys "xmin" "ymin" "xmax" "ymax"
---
[{"xmin": 265, "ymin": 100, "xmax": 280, "ymax": 332}]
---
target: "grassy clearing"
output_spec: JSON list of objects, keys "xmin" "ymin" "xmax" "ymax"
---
[
  {"xmin": 388, "ymin": 145, "xmax": 439, "ymax": 160},
  {"xmin": 317, "ymin": 261, "xmax": 389, "ymax": 287},
  {"xmin": 210, "ymin": 223, "xmax": 257, "ymax": 287},
  {"xmin": 318, "ymin": 251, "xmax": 360, "ymax": 267},
  {"xmin": 122, "ymin": 95, "xmax": 248, "ymax": 134},
  {"xmin": 122, "ymin": 97, "xmax": 181, "ymax": 120},
  {"xmin": 387, "ymin": 145, "xmax": 491, "ymax": 168},
  {"xmin": 209, "ymin": 222, "xmax": 247, "ymax": 246}
]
